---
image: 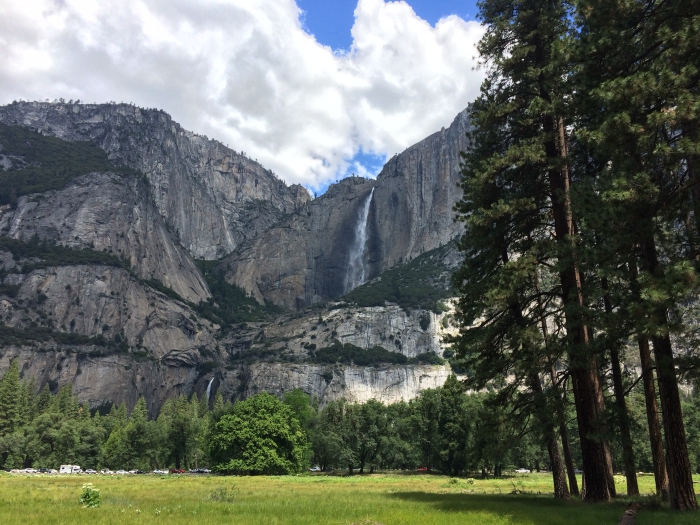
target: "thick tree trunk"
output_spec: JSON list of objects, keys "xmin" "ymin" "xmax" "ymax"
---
[
  {"xmin": 639, "ymin": 238, "xmax": 698, "ymax": 511},
  {"xmin": 649, "ymin": 333, "xmax": 698, "ymax": 510},
  {"xmin": 545, "ymin": 115, "xmax": 613, "ymax": 502},
  {"xmin": 637, "ymin": 335, "xmax": 669, "ymax": 497},
  {"xmin": 530, "ymin": 373, "xmax": 570, "ymax": 499}
]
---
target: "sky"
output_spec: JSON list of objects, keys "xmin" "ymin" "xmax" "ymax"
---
[{"xmin": 0, "ymin": 0, "xmax": 484, "ymax": 194}]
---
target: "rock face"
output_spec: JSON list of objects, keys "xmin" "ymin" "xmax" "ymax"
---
[
  {"xmin": 0, "ymin": 101, "xmax": 311, "ymax": 259},
  {"xmin": 220, "ymin": 363, "xmax": 453, "ymax": 405},
  {"xmin": 0, "ymin": 100, "xmax": 466, "ymax": 413},
  {"xmin": 238, "ymin": 303, "xmax": 456, "ymax": 360},
  {"xmin": 0, "ymin": 172, "xmax": 209, "ymax": 303},
  {"xmin": 223, "ymin": 110, "xmax": 470, "ymax": 309}
]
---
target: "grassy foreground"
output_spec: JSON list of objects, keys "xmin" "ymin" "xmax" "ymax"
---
[{"xmin": 0, "ymin": 471, "xmax": 698, "ymax": 525}]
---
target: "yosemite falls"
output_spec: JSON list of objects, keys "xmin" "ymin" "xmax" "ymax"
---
[{"xmin": 345, "ymin": 188, "xmax": 375, "ymax": 293}]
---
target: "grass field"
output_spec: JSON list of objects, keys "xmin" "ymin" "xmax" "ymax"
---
[{"xmin": 0, "ymin": 471, "xmax": 698, "ymax": 525}]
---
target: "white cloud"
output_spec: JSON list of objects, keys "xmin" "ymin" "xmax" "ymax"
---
[{"xmin": 0, "ymin": 0, "xmax": 484, "ymax": 190}]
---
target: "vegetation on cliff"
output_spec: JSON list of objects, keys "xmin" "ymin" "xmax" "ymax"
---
[
  {"xmin": 0, "ymin": 123, "xmax": 132, "ymax": 206},
  {"xmin": 343, "ymin": 243, "xmax": 456, "ymax": 313},
  {"xmin": 194, "ymin": 260, "xmax": 283, "ymax": 327},
  {"xmin": 0, "ymin": 236, "xmax": 127, "ymax": 273}
]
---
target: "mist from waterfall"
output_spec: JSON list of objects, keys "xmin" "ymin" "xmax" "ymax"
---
[
  {"xmin": 205, "ymin": 377, "xmax": 215, "ymax": 402},
  {"xmin": 345, "ymin": 188, "xmax": 375, "ymax": 293}
]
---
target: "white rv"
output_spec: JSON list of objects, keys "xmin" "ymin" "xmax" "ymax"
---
[{"xmin": 59, "ymin": 465, "xmax": 81, "ymax": 474}]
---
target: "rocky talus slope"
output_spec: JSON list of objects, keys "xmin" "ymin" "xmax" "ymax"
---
[{"xmin": 223, "ymin": 110, "xmax": 470, "ymax": 310}]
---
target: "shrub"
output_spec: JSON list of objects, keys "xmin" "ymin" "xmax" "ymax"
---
[
  {"xmin": 311, "ymin": 340, "xmax": 407, "ymax": 366},
  {"xmin": 207, "ymin": 487, "xmax": 236, "ymax": 502},
  {"xmin": 79, "ymin": 483, "xmax": 101, "ymax": 508},
  {"xmin": 408, "ymin": 352, "xmax": 445, "ymax": 365}
]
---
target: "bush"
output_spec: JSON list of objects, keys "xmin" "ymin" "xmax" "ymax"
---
[
  {"xmin": 311, "ymin": 340, "xmax": 408, "ymax": 366},
  {"xmin": 407, "ymin": 352, "xmax": 445, "ymax": 365},
  {"xmin": 207, "ymin": 487, "xmax": 236, "ymax": 502},
  {"xmin": 78, "ymin": 483, "xmax": 101, "ymax": 508}
]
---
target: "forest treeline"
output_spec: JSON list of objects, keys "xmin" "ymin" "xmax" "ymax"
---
[
  {"xmin": 1, "ymin": 362, "xmax": 700, "ymax": 478},
  {"xmin": 452, "ymin": 0, "xmax": 700, "ymax": 510}
]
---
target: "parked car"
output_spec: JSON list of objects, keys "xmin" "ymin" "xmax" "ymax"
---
[
  {"xmin": 169, "ymin": 468, "xmax": 185, "ymax": 474},
  {"xmin": 189, "ymin": 468, "xmax": 211, "ymax": 474},
  {"xmin": 100, "ymin": 469, "xmax": 113, "ymax": 475},
  {"xmin": 136, "ymin": 470, "xmax": 147, "ymax": 474},
  {"xmin": 417, "ymin": 467, "xmax": 428, "ymax": 472},
  {"xmin": 515, "ymin": 468, "xmax": 531, "ymax": 474},
  {"xmin": 129, "ymin": 470, "xmax": 138, "ymax": 475},
  {"xmin": 115, "ymin": 470, "xmax": 128, "ymax": 475},
  {"xmin": 309, "ymin": 466, "xmax": 321, "ymax": 472},
  {"xmin": 84, "ymin": 469, "xmax": 97, "ymax": 474},
  {"xmin": 153, "ymin": 469, "xmax": 168, "ymax": 475}
]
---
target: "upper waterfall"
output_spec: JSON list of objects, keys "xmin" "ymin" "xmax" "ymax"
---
[{"xmin": 345, "ymin": 187, "xmax": 375, "ymax": 293}]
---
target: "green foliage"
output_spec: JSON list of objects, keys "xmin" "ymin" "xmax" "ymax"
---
[
  {"xmin": 0, "ymin": 236, "xmax": 127, "ymax": 273},
  {"xmin": 0, "ymin": 123, "xmax": 132, "ymax": 206},
  {"xmin": 0, "ymin": 284, "xmax": 20, "ymax": 298},
  {"xmin": 0, "ymin": 324, "xmax": 125, "ymax": 351},
  {"xmin": 78, "ymin": 483, "xmax": 101, "ymax": 508},
  {"xmin": 210, "ymin": 392, "xmax": 309, "ymax": 475},
  {"xmin": 193, "ymin": 260, "xmax": 283, "ymax": 327},
  {"xmin": 343, "ymin": 243, "xmax": 457, "ymax": 313},
  {"xmin": 311, "ymin": 340, "xmax": 408, "ymax": 366},
  {"xmin": 407, "ymin": 353, "xmax": 445, "ymax": 365},
  {"xmin": 0, "ymin": 360, "xmax": 21, "ymax": 436}
]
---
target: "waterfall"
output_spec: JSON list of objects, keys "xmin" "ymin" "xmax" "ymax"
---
[
  {"xmin": 205, "ymin": 377, "xmax": 215, "ymax": 402},
  {"xmin": 345, "ymin": 188, "xmax": 375, "ymax": 293}
]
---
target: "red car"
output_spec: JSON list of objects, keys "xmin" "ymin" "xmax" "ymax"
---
[
  {"xmin": 169, "ymin": 468, "xmax": 185, "ymax": 474},
  {"xmin": 417, "ymin": 467, "xmax": 428, "ymax": 472}
]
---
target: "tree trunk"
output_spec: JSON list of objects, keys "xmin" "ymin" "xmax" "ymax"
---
[
  {"xmin": 637, "ymin": 335, "xmax": 669, "ymax": 498},
  {"xmin": 602, "ymin": 282, "xmax": 639, "ymax": 495},
  {"xmin": 639, "ymin": 238, "xmax": 698, "ymax": 511},
  {"xmin": 530, "ymin": 373, "xmax": 570, "ymax": 499},
  {"xmin": 554, "ymin": 374, "xmax": 580, "ymax": 497},
  {"xmin": 545, "ymin": 114, "xmax": 613, "ymax": 502}
]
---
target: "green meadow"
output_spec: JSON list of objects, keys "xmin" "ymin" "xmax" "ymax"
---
[{"xmin": 0, "ymin": 472, "xmax": 698, "ymax": 525}]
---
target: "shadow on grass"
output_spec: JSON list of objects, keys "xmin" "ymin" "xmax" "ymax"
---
[{"xmin": 386, "ymin": 491, "xmax": 626, "ymax": 525}]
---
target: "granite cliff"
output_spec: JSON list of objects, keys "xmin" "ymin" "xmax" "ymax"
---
[
  {"xmin": 222, "ymin": 110, "xmax": 470, "ymax": 309},
  {"xmin": 0, "ymin": 101, "xmax": 311, "ymax": 259},
  {"xmin": 0, "ymin": 100, "xmax": 467, "ymax": 413}
]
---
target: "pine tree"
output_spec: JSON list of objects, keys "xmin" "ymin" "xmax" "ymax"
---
[
  {"xmin": 0, "ymin": 360, "xmax": 21, "ymax": 436},
  {"xmin": 574, "ymin": 0, "xmax": 700, "ymax": 509},
  {"xmin": 454, "ymin": 0, "xmax": 614, "ymax": 501}
]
